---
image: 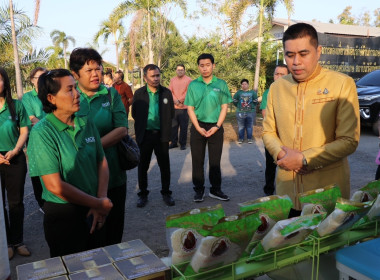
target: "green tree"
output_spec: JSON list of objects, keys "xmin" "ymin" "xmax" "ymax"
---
[
  {"xmin": 50, "ymin": 30, "xmax": 75, "ymax": 69},
  {"xmin": 337, "ymin": 6, "xmax": 355, "ymax": 25},
  {"xmin": 1, "ymin": 2, "xmax": 38, "ymax": 98},
  {"xmin": 358, "ymin": 11, "xmax": 371, "ymax": 26},
  {"xmin": 94, "ymin": 13, "xmax": 124, "ymax": 70},
  {"xmin": 374, "ymin": 8, "xmax": 380, "ymax": 27},
  {"xmin": 114, "ymin": 0, "xmax": 187, "ymax": 64}
]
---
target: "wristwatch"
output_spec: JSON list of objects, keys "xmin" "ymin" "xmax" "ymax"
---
[
  {"xmin": 302, "ymin": 156, "xmax": 308, "ymax": 166},
  {"xmin": 215, "ymin": 124, "xmax": 220, "ymax": 130}
]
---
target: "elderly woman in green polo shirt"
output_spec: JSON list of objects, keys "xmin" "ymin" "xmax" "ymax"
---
[
  {"xmin": 27, "ymin": 69, "xmax": 113, "ymax": 257},
  {"xmin": 69, "ymin": 48, "xmax": 128, "ymax": 246},
  {"xmin": 0, "ymin": 67, "xmax": 31, "ymax": 259},
  {"xmin": 22, "ymin": 67, "xmax": 47, "ymax": 212}
]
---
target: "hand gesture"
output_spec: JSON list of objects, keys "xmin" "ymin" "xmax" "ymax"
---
[{"xmin": 0, "ymin": 153, "xmax": 10, "ymax": 165}]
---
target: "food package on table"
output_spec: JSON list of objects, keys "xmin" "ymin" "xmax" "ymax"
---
[
  {"xmin": 238, "ymin": 195, "xmax": 293, "ymax": 242},
  {"xmin": 298, "ymin": 184, "xmax": 341, "ymax": 215},
  {"xmin": 165, "ymin": 204, "xmax": 225, "ymax": 265},
  {"xmin": 187, "ymin": 210, "xmax": 261, "ymax": 274},
  {"xmin": 301, "ymin": 203, "xmax": 327, "ymax": 216},
  {"xmin": 352, "ymin": 194, "xmax": 380, "ymax": 228},
  {"xmin": 251, "ymin": 213, "xmax": 324, "ymax": 259},
  {"xmin": 315, "ymin": 198, "xmax": 371, "ymax": 237},
  {"xmin": 359, "ymin": 180, "xmax": 380, "ymax": 199},
  {"xmin": 351, "ymin": 190, "xmax": 374, "ymax": 203}
]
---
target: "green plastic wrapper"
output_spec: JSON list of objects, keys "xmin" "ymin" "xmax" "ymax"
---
[
  {"xmin": 315, "ymin": 198, "xmax": 371, "ymax": 237},
  {"xmin": 166, "ymin": 204, "xmax": 225, "ymax": 265},
  {"xmin": 251, "ymin": 213, "xmax": 324, "ymax": 259},
  {"xmin": 359, "ymin": 180, "xmax": 380, "ymax": 198},
  {"xmin": 251, "ymin": 213, "xmax": 324, "ymax": 258},
  {"xmin": 186, "ymin": 210, "xmax": 261, "ymax": 274},
  {"xmin": 299, "ymin": 184, "xmax": 342, "ymax": 215},
  {"xmin": 238, "ymin": 195, "xmax": 293, "ymax": 243}
]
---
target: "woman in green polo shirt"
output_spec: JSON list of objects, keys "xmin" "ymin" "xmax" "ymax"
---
[
  {"xmin": 22, "ymin": 67, "xmax": 47, "ymax": 212},
  {"xmin": 27, "ymin": 69, "xmax": 113, "ymax": 257},
  {"xmin": 0, "ymin": 67, "xmax": 31, "ymax": 259},
  {"xmin": 70, "ymin": 48, "xmax": 128, "ymax": 246}
]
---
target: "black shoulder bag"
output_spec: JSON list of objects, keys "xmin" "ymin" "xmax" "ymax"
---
[{"xmin": 106, "ymin": 88, "xmax": 140, "ymax": 170}]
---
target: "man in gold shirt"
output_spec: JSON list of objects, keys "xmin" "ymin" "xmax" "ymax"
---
[{"xmin": 262, "ymin": 23, "xmax": 360, "ymax": 216}]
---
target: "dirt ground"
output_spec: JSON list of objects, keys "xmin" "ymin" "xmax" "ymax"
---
[{"xmin": 7, "ymin": 114, "xmax": 379, "ymax": 279}]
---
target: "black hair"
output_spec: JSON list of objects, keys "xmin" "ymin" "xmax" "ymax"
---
[
  {"xmin": 104, "ymin": 71, "xmax": 113, "ymax": 79},
  {"xmin": 282, "ymin": 23, "xmax": 318, "ymax": 49},
  {"xmin": 197, "ymin": 53, "xmax": 214, "ymax": 65},
  {"xmin": 29, "ymin": 67, "xmax": 47, "ymax": 83},
  {"xmin": 0, "ymin": 67, "xmax": 16, "ymax": 121},
  {"xmin": 115, "ymin": 70, "xmax": 124, "ymax": 81},
  {"xmin": 240, "ymin": 79, "xmax": 249, "ymax": 84},
  {"xmin": 38, "ymin": 69, "xmax": 73, "ymax": 113},
  {"xmin": 275, "ymin": 63, "xmax": 289, "ymax": 73},
  {"xmin": 69, "ymin": 48, "xmax": 102, "ymax": 76},
  {"xmin": 176, "ymin": 64, "xmax": 185, "ymax": 70},
  {"xmin": 143, "ymin": 64, "xmax": 160, "ymax": 76}
]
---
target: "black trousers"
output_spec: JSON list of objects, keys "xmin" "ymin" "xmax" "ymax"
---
[
  {"xmin": 264, "ymin": 148, "xmax": 276, "ymax": 190},
  {"xmin": 376, "ymin": 165, "xmax": 380, "ymax": 180},
  {"xmin": 43, "ymin": 202, "xmax": 106, "ymax": 257},
  {"xmin": 171, "ymin": 109, "xmax": 189, "ymax": 146},
  {"xmin": 137, "ymin": 130, "xmax": 171, "ymax": 197},
  {"xmin": 31, "ymin": 176, "xmax": 44, "ymax": 208},
  {"xmin": 190, "ymin": 122, "xmax": 224, "ymax": 192},
  {"xmin": 0, "ymin": 152, "xmax": 26, "ymax": 246},
  {"xmin": 105, "ymin": 183, "xmax": 126, "ymax": 246}
]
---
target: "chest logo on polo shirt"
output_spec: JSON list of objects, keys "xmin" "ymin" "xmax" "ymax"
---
[
  {"xmin": 85, "ymin": 136, "xmax": 96, "ymax": 143},
  {"xmin": 213, "ymin": 88, "xmax": 221, "ymax": 92},
  {"xmin": 102, "ymin": 102, "xmax": 110, "ymax": 107}
]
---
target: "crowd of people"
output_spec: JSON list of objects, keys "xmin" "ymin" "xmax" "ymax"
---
[{"xmin": 0, "ymin": 23, "xmax": 361, "ymax": 260}]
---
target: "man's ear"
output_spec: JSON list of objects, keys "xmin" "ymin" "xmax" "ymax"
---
[
  {"xmin": 72, "ymin": 71, "xmax": 79, "ymax": 80},
  {"xmin": 316, "ymin": 45, "xmax": 322, "ymax": 59}
]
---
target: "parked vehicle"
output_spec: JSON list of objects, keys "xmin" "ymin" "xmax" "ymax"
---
[{"xmin": 356, "ymin": 69, "xmax": 380, "ymax": 135}]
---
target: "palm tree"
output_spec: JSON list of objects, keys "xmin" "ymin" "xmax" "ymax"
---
[
  {"xmin": 33, "ymin": 0, "xmax": 40, "ymax": 26},
  {"xmin": 50, "ymin": 30, "xmax": 75, "ymax": 69},
  {"xmin": 94, "ymin": 13, "xmax": 124, "ymax": 70},
  {"xmin": 9, "ymin": 0, "xmax": 23, "ymax": 99},
  {"xmin": 233, "ymin": 0, "xmax": 293, "ymax": 91},
  {"xmin": 114, "ymin": 0, "xmax": 187, "ymax": 64}
]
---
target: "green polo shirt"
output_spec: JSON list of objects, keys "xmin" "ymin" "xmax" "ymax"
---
[
  {"xmin": 76, "ymin": 84, "xmax": 128, "ymax": 189},
  {"xmin": 22, "ymin": 89, "xmax": 46, "ymax": 120},
  {"xmin": 233, "ymin": 90, "xmax": 258, "ymax": 113},
  {"xmin": 184, "ymin": 76, "xmax": 232, "ymax": 123},
  {"xmin": 260, "ymin": 89, "xmax": 269, "ymax": 110},
  {"xmin": 27, "ymin": 113, "xmax": 104, "ymax": 204},
  {"xmin": 0, "ymin": 100, "xmax": 30, "ymax": 151},
  {"xmin": 146, "ymin": 86, "xmax": 160, "ymax": 130}
]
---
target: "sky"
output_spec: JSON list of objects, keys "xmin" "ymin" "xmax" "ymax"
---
[{"xmin": 7, "ymin": 0, "xmax": 380, "ymax": 65}]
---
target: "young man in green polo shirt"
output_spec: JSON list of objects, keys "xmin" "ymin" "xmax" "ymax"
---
[
  {"xmin": 132, "ymin": 64, "xmax": 175, "ymax": 208},
  {"xmin": 185, "ymin": 53, "xmax": 232, "ymax": 202}
]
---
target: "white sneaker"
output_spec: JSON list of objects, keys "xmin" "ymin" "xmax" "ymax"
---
[{"xmin": 238, "ymin": 139, "xmax": 243, "ymax": 144}]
